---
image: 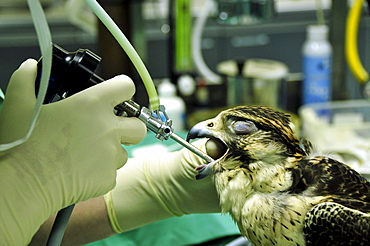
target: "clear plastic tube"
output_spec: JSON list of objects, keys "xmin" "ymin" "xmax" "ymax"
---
[
  {"xmin": 0, "ymin": 0, "xmax": 52, "ymax": 151},
  {"xmin": 84, "ymin": 0, "xmax": 160, "ymax": 110},
  {"xmin": 192, "ymin": 0, "xmax": 222, "ymax": 84}
]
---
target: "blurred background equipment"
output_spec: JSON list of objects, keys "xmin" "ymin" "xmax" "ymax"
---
[
  {"xmin": 2, "ymin": 0, "xmax": 370, "ymax": 246},
  {"xmin": 217, "ymin": 58, "xmax": 288, "ymax": 108}
]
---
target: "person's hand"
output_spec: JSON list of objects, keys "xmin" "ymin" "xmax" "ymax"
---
[
  {"xmin": 104, "ymin": 139, "xmax": 221, "ymax": 233},
  {"xmin": 0, "ymin": 59, "xmax": 146, "ymax": 245}
]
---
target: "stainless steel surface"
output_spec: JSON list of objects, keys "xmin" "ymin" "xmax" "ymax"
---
[
  {"xmin": 120, "ymin": 100, "xmax": 214, "ymax": 164},
  {"xmin": 170, "ymin": 132, "xmax": 214, "ymax": 163}
]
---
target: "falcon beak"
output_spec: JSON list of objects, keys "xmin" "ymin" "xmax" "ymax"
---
[
  {"xmin": 187, "ymin": 121, "xmax": 229, "ymax": 179},
  {"xmin": 186, "ymin": 121, "xmax": 213, "ymax": 142},
  {"xmin": 187, "ymin": 121, "xmax": 228, "ymax": 159}
]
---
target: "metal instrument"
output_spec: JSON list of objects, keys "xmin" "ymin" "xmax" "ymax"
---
[{"xmin": 37, "ymin": 44, "xmax": 214, "ymax": 173}]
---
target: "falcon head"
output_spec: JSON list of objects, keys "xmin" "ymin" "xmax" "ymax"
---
[{"xmin": 187, "ymin": 106, "xmax": 307, "ymax": 194}]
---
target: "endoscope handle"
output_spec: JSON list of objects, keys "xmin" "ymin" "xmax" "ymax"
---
[{"xmin": 35, "ymin": 44, "xmax": 102, "ymax": 103}]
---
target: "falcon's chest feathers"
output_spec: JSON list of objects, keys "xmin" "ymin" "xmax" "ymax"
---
[{"xmin": 187, "ymin": 105, "xmax": 370, "ymax": 246}]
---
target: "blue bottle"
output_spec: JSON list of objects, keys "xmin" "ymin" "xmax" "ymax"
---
[{"xmin": 302, "ymin": 25, "xmax": 332, "ymax": 105}]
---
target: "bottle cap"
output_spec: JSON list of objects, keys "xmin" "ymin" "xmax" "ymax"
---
[
  {"xmin": 158, "ymin": 78, "xmax": 176, "ymax": 97},
  {"xmin": 307, "ymin": 25, "xmax": 329, "ymax": 40}
]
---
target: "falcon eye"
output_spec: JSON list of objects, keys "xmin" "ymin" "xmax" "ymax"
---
[
  {"xmin": 207, "ymin": 122, "xmax": 214, "ymax": 127},
  {"xmin": 231, "ymin": 120, "xmax": 257, "ymax": 135}
]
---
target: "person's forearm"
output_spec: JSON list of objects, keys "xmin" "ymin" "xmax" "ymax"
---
[
  {"xmin": 105, "ymin": 149, "xmax": 220, "ymax": 233},
  {"xmin": 30, "ymin": 141, "xmax": 220, "ymax": 245},
  {"xmin": 29, "ymin": 196, "xmax": 114, "ymax": 246}
]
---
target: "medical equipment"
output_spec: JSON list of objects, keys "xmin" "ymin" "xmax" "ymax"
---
[
  {"xmin": 30, "ymin": 0, "xmax": 214, "ymax": 244},
  {"xmin": 36, "ymin": 44, "xmax": 214, "ymax": 245},
  {"xmin": 36, "ymin": 44, "xmax": 214, "ymax": 172}
]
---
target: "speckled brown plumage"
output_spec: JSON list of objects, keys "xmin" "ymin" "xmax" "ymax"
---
[
  {"xmin": 304, "ymin": 202, "xmax": 370, "ymax": 245},
  {"xmin": 188, "ymin": 105, "xmax": 370, "ymax": 246}
]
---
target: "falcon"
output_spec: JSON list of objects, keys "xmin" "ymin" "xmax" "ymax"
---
[{"xmin": 187, "ymin": 105, "xmax": 370, "ymax": 246}]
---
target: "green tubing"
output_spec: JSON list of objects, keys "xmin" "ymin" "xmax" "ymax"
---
[{"xmin": 84, "ymin": 0, "xmax": 160, "ymax": 110}]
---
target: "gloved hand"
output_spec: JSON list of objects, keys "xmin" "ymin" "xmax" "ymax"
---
[
  {"xmin": 0, "ymin": 59, "xmax": 146, "ymax": 245},
  {"xmin": 104, "ymin": 139, "xmax": 221, "ymax": 233}
]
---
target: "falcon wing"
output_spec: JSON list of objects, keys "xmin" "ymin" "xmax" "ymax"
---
[{"xmin": 304, "ymin": 202, "xmax": 370, "ymax": 245}]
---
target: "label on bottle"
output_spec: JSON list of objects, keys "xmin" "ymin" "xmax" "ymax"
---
[{"xmin": 302, "ymin": 56, "xmax": 331, "ymax": 105}]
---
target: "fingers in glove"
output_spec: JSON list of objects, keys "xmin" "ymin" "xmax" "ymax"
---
[
  {"xmin": 3, "ymin": 59, "xmax": 38, "ymax": 108},
  {"xmin": 181, "ymin": 138, "xmax": 209, "ymax": 169},
  {"xmin": 0, "ymin": 59, "xmax": 38, "ymax": 143},
  {"xmin": 116, "ymin": 145, "xmax": 129, "ymax": 170},
  {"xmin": 117, "ymin": 117, "xmax": 146, "ymax": 146},
  {"xmin": 81, "ymin": 75, "xmax": 136, "ymax": 109}
]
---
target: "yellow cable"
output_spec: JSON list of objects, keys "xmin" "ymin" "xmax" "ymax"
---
[{"xmin": 345, "ymin": 0, "xmax": 369, "ymax": 84}]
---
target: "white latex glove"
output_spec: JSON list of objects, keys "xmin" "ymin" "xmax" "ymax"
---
[
  {"xmin": 0, "ymin": 59, "xmax": 146, "ymax": 245},
  {"xmin": 104, "ymin": 139, "xmax": 221, "ymax": 233}
]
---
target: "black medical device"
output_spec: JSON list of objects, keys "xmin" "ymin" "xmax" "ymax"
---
[{"xmin": 36, "ymin": 44, "xmax": 103, "ymax": 103}]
